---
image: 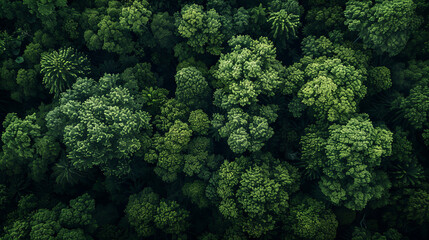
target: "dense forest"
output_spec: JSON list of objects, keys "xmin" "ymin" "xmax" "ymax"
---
[{"xmin": 0, "ymin": 0, "xmax": 428, "ymax": 239}]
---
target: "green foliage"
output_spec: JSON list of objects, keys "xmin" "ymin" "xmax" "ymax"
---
[
  {"xmin": 29, "ymin": 208, "xmax": 62, "ymax": 240},
  {"xmin": 352, "ymin": 227, "xmax": 404, "ymax": 240},
  {"xmin": 399, "ymin": 85, "xmax": 429, "ymax": 129},
  {"xmin": 52, "ymin": 157, "xmax": 85, "ymax": 186},
  {"xmin": 46, "ymin": 74, "xmax": 152, "ymax": 177},
  {"xmin": 249, "ymin": 3, "xmax": 267, "ymax": 34},
  {"xmin": 301, "ymin": 35, "xmax": 370, "ymax": 69},
  {"xmin": 40, "ymin": 47, "xmax": 91, "ymax": 95},
  {"xmin": 268, "ymin": 9, "xmax": 300, "ymax": 40},
  {"xmin": 0, "ymin": 184, "xmax": 8, "ymax": 209},
  {"xmin": 151, "ymin": 12, "xmax": 177, "ymax": 49},
  {"xmin": 296, "ymin": 57, "xmax": 367, "ymax": 122},
  {"xmin": 232, "ymin": 7, "xmax": 249, "ymax": 34},
  {"xmin": 183, "ymin": 137, "xmax": 213, "ymax": 178},
  {"xmin": 141, "ymin": 87, "xmax": 169, "ymax": 115},
  {"xmin": 215, "ymin": 107, "xmax": 276, "ymax": 154},
  {"xmin": 303, "ymin": 6, "xmax": 345, "ymax": 36},
  {"xmin": 213, "ymin": 35, "xmax": 283, "ymax": 108},
  {"xmin": 121, "ymin": 62, "xmax": 157, "ymax": 93},
  {"xmin": 182, "ymin": 180, "xmax": 209, "ymax": 208},
  {"xmin": 404, "ymin": 189, "xmax": 429, "ymax": 224},
  {"xmin": 20, "ymin": 194, "xmax": 97, "ymax": 240},
  {"xmin": 176, "ymin": 4, "xmax": 226, "ymax": 55},
  {"xmin": 56, "ymin": 228, "xmax": 93, "ymax": 240},
  {"xmin": 299, "ymin": 123, "xmax": 329, "ymax": 180},
  {"xmin": 320, "ymin": 115, "xmax": 393, "ymax": 210},
  {"xmin": 387, "ymin": 129, "xmax": 424, "ymax": 187},
  {"xmin": 175, "ymin": 67, "xmax": 210, "ymax": 109},
  {"xmin": 15, "ymin": 68, "xmax": 42, "ymax": 102},
  {"xmin": 1, "ymin": 0, "xmax": 429, "ymax": 239},
  {"xmin": 213, "ymin": 154, "xmax": 300, "ymax": 237},
  {"xmin": 345, "ymin": 0, "xmax": 422, "ymax": 56},
  {"xmin": 1, "ymin": 113, "xmax": 59, "ymax": 180},
  {"xmin": 82, "ymin": 1, "xmax": 139, "ymax": 55},
  {"xmin": 125, "ymin": 187, "xmax": 159, "ymax": 237},
  {"xmin": 59, "ymin": 193, "xmax": 97, "ymax": 232},
  {"xmin": 2, "ymin": 219, "xmax": 30, "ymax": 240},
  {"xmin": 151, "ymin": 120, "xmax": 192, "ymax": 182},
  {"xmin": 155, "ymin": 200, "xmax": 190, "ymax": 235},
  {"xmin": 119, "ymin": 0, "xmax": 152, "ymax": 34},
  {"xmin": 367, "ymin": 66, "xmax": 392, "ymax": 95},
  {"xmin": 23, "ymin": 0, "xmax": 67, "ymax": 29},
  {"xmin": 154, "ymin": 98, "xmax": 189, "ymax": 132},
  {"xmin": 286, "ymin": 196, "xmax": 338, "ymax": 240},
  {"xmin": 188, "ymin": 109, "xmax": 210, "ymax": 135},
  {"xmin": 1, "ymin": 113, "xmax": 40, "ymax": 161}
]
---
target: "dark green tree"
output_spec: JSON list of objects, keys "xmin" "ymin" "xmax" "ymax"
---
[
  {"xmin": 40, "ymin": 47, "xmax": 90, "ymax": 95},
  {"xmin": 344, "ymin": 0, "xmax": 422, "ymax": 56}
]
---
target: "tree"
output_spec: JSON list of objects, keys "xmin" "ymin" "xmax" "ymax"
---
[
  {"xmin": 119, "ymin": 0, "xmax": 152, "ymax": 35},
  {"xmin": 125, "ymin": 188, "xmax": 159, "ymax": 237},
  {"xmin": 212, "ymin": 153, "xmax": 300, "ymax": 238},
  {"xmin": 15, "ymin": 68, "xmax": 44, "ymax": 102},
  {"xmin": 213, "ymin": 35, "xmax": 284, "ymax": 108},
  {"xmin": 10, "ymin": 193, "xmax": 98, "ymax": 240},
  {"xmin": 82, "ymin": 1, "xmax": 138, "ymax": 55},
  {"xmin": 153, "ymin": 99, "xmax": 189, "ymax": 132},
  {"xmin": 175, "ymin": 67, "xmax": 210, "ymax": 109},
  {"xmin": 1, "ymin": 113, "xmax": 60, "ymax": 180},
  {"xmin": 182, "ymin": 180, "xmax": 209, "ymax": 208},
  {"xmin": 344, "ymin": 0, "xmax": 422, "ymax": 56},
  {"xmin": 404, "ymin": 189, "xmax": 429, "ymax": 224},
  {"xmin": 215, "ymin": 107, "xmax": 277, "ymax": 154},
  {"xmin": 320, "ymin": 115, "xmax": 393, "ymax": 210},
  {"xmin": 121, "ymin": 62, "xmax": 157, "ymax": 93},
  {"xmin": 286, "ymin": 195, "xmax": 338, "ymax": 240},
  {"xmin": 40, "ymin": 47, "xmax": 90, "ymax": 95},
  {"xmin": 303, "ymin": 6, "xmax": 345, "ymax": 36},
  {"xmin": 399, "ymin": 85, "xmax": 429, "ymax": 130},
  {"xmin": 268, "ymin": 9, "xmax": 300, "ymax": 40},
  {"xmin": 46, "ymin": 74, "xmax": 152, "ymax": 177},
  {"xmin": 182, "ymin": 136, "xmax": 214, "ymax": 178},
  {"xmin": 23, "ymin": 0, "xmax": 67, "ymax": 29},
  {"xmin": 150, "ymin": 120, "xmax": 192, "ymax": 182},
  {"xmin": 387, "ymin": 128, "xmax": 424, "ymax": 187},
  {"xmin": 59, "ymin": 193, "xmax": 97, "ymax": 232},
  {"xmin": 176, "ymin": 4, "xmax": 226, "ymax": 55},
  {"xmin": 294, "ymin": 57, "xmax": 367, "ymax": 122},
  {"xmin": 151, "ymin": 12, "xmax": 178, "ymax": 49},
  {"xmin": 188, "ymin": 109, "xmax": 210, "ymax": 135},
  {"xmin": 141, "ymin": 87, "xmax": 169, "ymax": 115},
  {"xmin": 154, "ymin": 200, "xmax": 190, "ymax": 235},
  {"xmin": 367, "ymin": 66, "xmax": 392, "ymax": 95},
  {"xmin": 29, "ymin": 208, "xmax": 61, "ymax": 240}
]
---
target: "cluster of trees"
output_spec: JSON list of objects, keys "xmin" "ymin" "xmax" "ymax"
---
[{"xmin": 0, "ymin": 0, "xmax": 428, "ymax": 239}]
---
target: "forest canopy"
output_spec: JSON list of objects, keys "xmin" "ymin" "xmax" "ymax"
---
[{"xmin": 0, "ymin": 0, "xmax": 428, "ymax": 239}]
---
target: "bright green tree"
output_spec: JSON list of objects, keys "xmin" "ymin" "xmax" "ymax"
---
[
  {"xmin": 321, "ymin": 115, "xmax": 393, "ymax": 210},
  {"xmin": 176, "ymin": 4, "xmax": 226, "ymax": 55},
  {"xmin": 213, "ymin": 35, "xmax": 284, "ymax": 108},
  {"xmin": 119, "ymin": 0, "xmax": 152, "ymax": 35},
  {"xmin": 268, "ymin": 9, "xmax": 300, "ymax": 40}
]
